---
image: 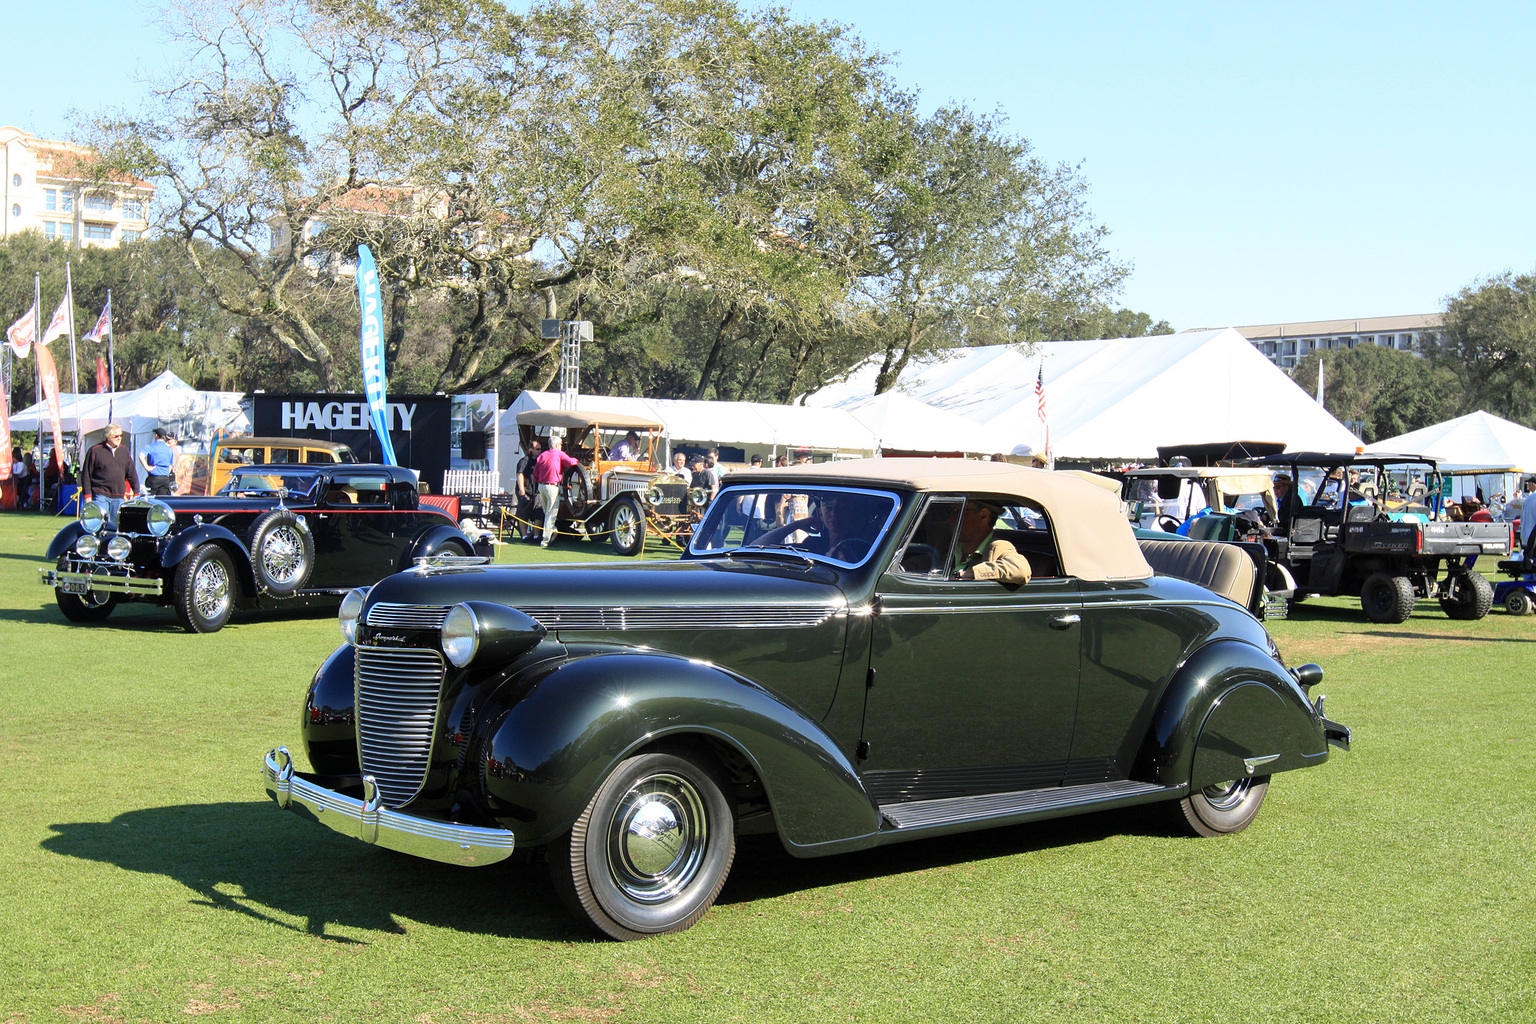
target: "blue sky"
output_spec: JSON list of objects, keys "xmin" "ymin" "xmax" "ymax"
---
[{"xmin": 5, "ymin": 1, "xmax": 1532, "ymax": 330}]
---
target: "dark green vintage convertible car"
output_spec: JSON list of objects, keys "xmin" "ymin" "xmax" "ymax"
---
[{"xmin": 263, "ymin": 459, "xmax": 1349, "ymax": 940}]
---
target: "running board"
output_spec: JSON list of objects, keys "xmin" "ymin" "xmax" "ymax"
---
[{"xmin": 879, "ymin": 779, "xmax": 1180, "ymax": 833}]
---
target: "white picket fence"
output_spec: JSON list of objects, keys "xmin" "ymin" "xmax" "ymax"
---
[{"xmin": 442, "ymin": 468, "xmax": 498, "ymax": 498}]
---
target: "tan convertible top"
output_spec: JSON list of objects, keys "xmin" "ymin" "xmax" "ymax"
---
[
  {"xmin": 516, "ymin": 409, "xmax": 664, "ymax": 431},
  {"xmin": 726, "ymin": 458, "xmax": 1153, "ymax": 582}
]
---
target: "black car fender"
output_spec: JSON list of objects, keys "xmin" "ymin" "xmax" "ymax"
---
[
  {"xmin": 477, "ymin": 650, "xmax": 882, "ymax": 855},
  {"xmin": 159, "ymin": 524, "xmax": 259, "ymax": 595},
  {"xmin": 44, "ymin": 521, "xmax": 90, "ymax": 560},
  {"xmin": 401, "ymin": 523, "xmax": 474, "ymax": 569},
  {"xmin": 301, "ymin": 644, "xmax": 359, "ymax": 776},
  {"xmin": 1135, "ymin": 639, "xmax": 1328, "ymax": 791}
]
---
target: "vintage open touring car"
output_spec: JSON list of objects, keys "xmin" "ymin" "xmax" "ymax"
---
[
  {"xmin": 40, "ymin": 463, "xmax": 473, "ymax": 633},
  {"xmin": 262, "ymin": 459, "xmax": 1348, "ymax": 939}
]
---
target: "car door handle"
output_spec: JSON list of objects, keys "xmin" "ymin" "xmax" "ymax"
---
[{"xmin": 1049, "ymin": 613, "xmax": 1081, "ymax": 630}]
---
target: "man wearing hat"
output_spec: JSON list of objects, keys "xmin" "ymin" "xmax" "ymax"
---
[
  {"xmin": 955, "ymin": 500, "xmax": 1032, "ymax": 583},
  {"xmin": 140, "ymin": 427, "xmax": 177, "ymax": 496}
]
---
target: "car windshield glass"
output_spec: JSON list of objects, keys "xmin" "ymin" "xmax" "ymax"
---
[
  {"xmin": 690, "ymin": 486, "xmax": 901, "ymax": 568},
  {"xmin": 220, "ymin": 468, "xmax": 320, "ymax": 500}
]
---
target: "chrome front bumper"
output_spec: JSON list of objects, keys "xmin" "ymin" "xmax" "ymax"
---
[
  {"xmin": 262, "ymin": 747, "xmax": 514, "ymax": 866},
  {"xmin": 38, "ymin": 565, "xmax": 164, "ymax": 597}
]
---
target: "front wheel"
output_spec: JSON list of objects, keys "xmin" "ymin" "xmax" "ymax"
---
[
  {"xmin": 548, "ymin": 751, "xmax": 735, "ymax": 940},
  {"xmin": 173, "ymin": 543, "xmax": 236, "ymax": 633},
  {"xmin": 610, "ymin": 497, "xmax": 646, "ymax": 556},
  {"xmin": 1172, "ymin": 775, "xmax": 1270, "ymax": 837},
  {"xmin": 1505, "ymin": 589, "xmax": 1535, "ymax": 616},
  {"xmin": 54, "ymin": 558, "xmax": 119, "ymax": 623},
  {"xmin": 1440, "ymin": 571, "xmax": 1493, "ymax": 620}
]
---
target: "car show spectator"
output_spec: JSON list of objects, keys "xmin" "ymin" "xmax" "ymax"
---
[
  {"xmin": 82, "ymin": 425, "xmax": 135, "ymax": 518},
  {"xmin": 611, "ymin": 430, "xmax": 642, "ymax": 461},
  {"xmin": 139, "ymin": 427, "xmax": 177, "ymax": 496},
  {"xmin": 1521, "ymin": 477, "xmax": 1536, "ymax": 548},
  {"xmin": 11, "ymin": 447, "xmax": 30, "ymax": 510},
  {"xmin": 532, "ymin": 434, "xmax": 579, "ymax": 547}
]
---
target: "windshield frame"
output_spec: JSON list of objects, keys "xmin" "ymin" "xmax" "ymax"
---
[
  {"xmin": 218, "ymin": 467, "xmax": 323, "ymax": 501},
  {"xmin": 688, "ymin": 484, "xmax": 904, "ymax": 569}
]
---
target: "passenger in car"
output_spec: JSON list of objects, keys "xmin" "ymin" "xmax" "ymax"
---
[{"xmin": 955, "ymin": 501, "xmax": 1032, "ymax": 583}]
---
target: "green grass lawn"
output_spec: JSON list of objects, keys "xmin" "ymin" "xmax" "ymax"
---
[{"xmin": 1, "ymin": 510, "xmax": 1532, "ymax": 1022}]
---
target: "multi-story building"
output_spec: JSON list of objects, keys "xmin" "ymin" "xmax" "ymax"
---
[
  {"xmin": 1205, "ymin": 314, "xmax": 1443, "ymax": 369},
  {"xmin": 0, "ymin": 126, "xmax": 154, "ymax": 249}
]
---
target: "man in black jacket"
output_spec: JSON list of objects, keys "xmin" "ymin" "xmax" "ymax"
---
[{"xmin": 82, "ymin": 424, "xmax": 135, "ymax": 519}]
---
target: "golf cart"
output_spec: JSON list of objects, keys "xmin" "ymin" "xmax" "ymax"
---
[{"xmin": 1245, "ymin": 451, "xmax": 1512, "ymax": 623}]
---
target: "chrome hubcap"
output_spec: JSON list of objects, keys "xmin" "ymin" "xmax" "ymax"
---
[
  {"xmin": 606, "ymin": 773, "xmax": 707, "ymax": 903},
  {"xmin": 193, "ymin": 559, "xmax": 230, "ymax": 619},
  {"xmin": 615, "ymin": 506, "xmax": 639, "ymax": 546},
  {"xmin": 262, "ymin": 527, "xmax": 304, "ymax": 583},
  {"xmin": 1202, "ymin": 777, "xmax": 1252, "ymax": 812}
]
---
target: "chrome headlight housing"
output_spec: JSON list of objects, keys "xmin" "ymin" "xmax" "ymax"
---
[
  {"xmin": 338, "ymin": 587, "xmax": 370, "ymax": 644},
  {"xmin": 74, "ymin": 534, "xmax": 100, "ymax": 559},
  {"xmin": 146, "ymin": 500, "xmax": 176, "ymax": 537},
  {"xmin": 645, "ymin": 487, "xmax": 665, "ymax": 506},
  {"xmin": 80, "ymin": 500, "xmax": 106, "ymax": 534},
  {"xmin": 106, "ymin": 535, "xmax": 133, "ymax": 561},
  {"xmin": 688, "ymin": 487, "xmax": 708, "ymax": 506},
  {"xmin": 441, "ymin": 603, "xmax": 480, "ymax": 668}
]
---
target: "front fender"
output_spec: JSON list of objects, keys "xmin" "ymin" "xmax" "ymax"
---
[
  {"xmin": 161, "ymin": 524, "xmax": 257, "ymax": 595},
  {"xmin": 301, "ymin": 644, "xmax": 358, "ymax": 776},
  {"xmin": 478, "ymin": 651, "xmax": 881, "ymax": 855},
  {"xmin": 403, "ymin": 524, "xmax": 474, "ymax": 569},
  {"xmin": 45, "ymin": 521, "xmax": 89, "ymax": 560},
  {"xmin": 1136, "ymin": 639, "xmax": 1328, "ymax": 790}
]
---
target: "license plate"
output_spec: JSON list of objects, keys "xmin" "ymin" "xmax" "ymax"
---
[{"xmin": 60, "ymin": 579, "xmax": 89, "ymax": 595}]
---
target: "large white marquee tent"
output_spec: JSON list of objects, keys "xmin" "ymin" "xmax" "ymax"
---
[
  {"xmin": 1366, "ymin": 410, "xmax": 1536, "ymax": 472},
  {"xmin": 803, "ymin": 328, "xmax": 1363, "ymax": 461},
  {"xmin": 10, "ymin": 369, "xmax": 249, "ymax": 456}
]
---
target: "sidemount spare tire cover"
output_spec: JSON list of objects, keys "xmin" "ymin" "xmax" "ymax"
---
[{"xmin": 246, "ymin": 508, "xmax": 315, "ymax": 596}]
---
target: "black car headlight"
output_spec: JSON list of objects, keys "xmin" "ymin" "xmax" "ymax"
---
[
  {"xmin": 106, "ymin": 536, "xmax": 133, "ymax": 561},
  {"xmin": 338, "ymin": 587, "xmax": 370, "ymax": 644},
  {"xmin": 146, "ymin": 500, "xmax": 176, "ymax": 537},
  {"xmin": 80, "ymin": 500, "xmax": 106, "ymax": 534},
  {"xmin": 74, "ymin": 534, "xmax": 100, "ymax": 559},
  {"xmin": 439, "ymin": 601, "xmax": 547, "ymax": 669}
]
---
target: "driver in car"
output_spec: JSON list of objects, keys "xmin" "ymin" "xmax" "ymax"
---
[
  {"xmin": 955, "ymin": 500, "xmax": 1033, "ymax": 583},
  {"xmin": 748, "ymin": 492, "xmax": 882, "ymax": 561}
]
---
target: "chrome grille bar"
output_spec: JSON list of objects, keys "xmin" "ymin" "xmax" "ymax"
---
[
  {"xmin": 355, "ymin": 646, "xmax": 446, "ymax": 808},
  {"xmin": 367, "ymin": 603, "xmax": 451, "ymax": 629}
]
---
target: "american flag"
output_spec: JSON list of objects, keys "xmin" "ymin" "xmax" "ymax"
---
[{"xmin": 1035, "ymin": 362, "xmax": 1047, "ymax": 423}]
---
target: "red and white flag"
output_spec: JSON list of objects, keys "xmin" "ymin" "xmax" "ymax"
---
[
  {"xmin": 36, "ymin": 343, "xmax": 66, "ymax": 460},
  {"xmin": 1035, "ymin": 362, "xmax": 1047, "ymax": 423},
  {"xmin": 96, "ymin": 356, "xmax": 110, "ymax": 393},
  {"xmin": 0, "ymin": 388, "xmax": 10, "ymax": 481},
  {"xmin": 5, "ymin": 302, "xmax": 36, "ymax": 358},
  {"xmin": 83, "ymin": 302, "xmax": 111, "ymax": 343},
  {"xmin": 40, "ymin": 292, "xmax": 71, "ymax": 346}
]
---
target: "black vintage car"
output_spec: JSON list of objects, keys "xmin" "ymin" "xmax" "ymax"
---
[
  {"xmin": 40, "ymin": 464, "xmax": 474, "ymax": 633},
  {"xmin": 262, "ymin": 459, "xmax": 1348, "ymax": 940}
]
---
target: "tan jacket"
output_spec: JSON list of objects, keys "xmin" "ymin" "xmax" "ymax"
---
[{"xmin": 961, "ymin": 538, "xmax": 1033, "ymax": 584}]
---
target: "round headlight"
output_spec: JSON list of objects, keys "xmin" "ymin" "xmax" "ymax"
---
[
  {"xmin": 146, "ymin": 501, "xmax": 176, "ymax": 537},
  {"xmin": 645, "ymin": 487, "xmax": 664, "ymax": 506},
  {"xmin": 74, "ymin": 534, "xmax": 100, "ymax": 559},
  {"xmin": 688, "ymin": 487, "xmax": 708, "ymax": 507},
  {"xmin": 338, "ymin": 587, "xmax": 369, "ymax": 644},
  {"xmin": 441, "ymin": 603, "xmax": 480, "ymax": 668},
  {"xmin": 80, "ymin": 500, "xmax": 105, "ymax": 535},
  {"xmin": 106, "ymin": 535, "xmax": 133, "ymax": 561}
]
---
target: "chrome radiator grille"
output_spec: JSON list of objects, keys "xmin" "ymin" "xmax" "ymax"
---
[
  {"xmin": 355, "ymin": 645, "xmax": 446, "ymax": 808},
  {"xmin": 366, "ymin": 603, "xmax": 451, "ymax": 629}
]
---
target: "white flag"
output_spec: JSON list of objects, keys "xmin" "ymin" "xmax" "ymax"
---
[
  {"xmin": 5, "ymin": 302, "xmax": 36, "ymax": 358},
  {"xmin": 40, "ymin": 292, "xmax": 71, "ymax": 346}
]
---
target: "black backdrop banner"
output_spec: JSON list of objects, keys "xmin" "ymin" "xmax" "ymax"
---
[{"xmin": 249, "ymin": 393, "xmax": 452, "ymax": 494}]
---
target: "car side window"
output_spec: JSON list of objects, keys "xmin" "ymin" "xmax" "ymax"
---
[
  {"xmin": 332, "ymin": 473, "xmax": 390, "ymax": 505},
  {"xmin": 305, "ymin": 450, "xmax": 332, "ymax": 463},
  {"xmin": 270, "ymin": 448, "xmax": 300, "ymax": 464},
  {"xmin": 894, "ymin": 498, "xmax": 963, "ymax": 577},
  {"xmin": 993, "ymin": 502, "xmax": 1062, "ymax": 579}
]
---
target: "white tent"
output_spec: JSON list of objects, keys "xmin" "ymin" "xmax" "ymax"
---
[
  {"xmin": 1366, "ymin": 410, "xmax": 1536, "ymax": 472},
  {"xmin": 11, "ymin": 369, "xmax": 248, "ymax": 463},
  {"xmin": 804, "ymin": 328, "xmax": 1363, "ymax": 462},
  {"xmin": 840, "ymin": 391, "xmax": 1003, "ymax": 455}
]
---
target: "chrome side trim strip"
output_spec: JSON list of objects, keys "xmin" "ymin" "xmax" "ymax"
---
[
  {"xmin": 262, "ymin": 748, "xmax": 513, "ymax": 866},
  {"xmin": 515, "ymin": 604, "xmax": 847, "ymax": 630}
]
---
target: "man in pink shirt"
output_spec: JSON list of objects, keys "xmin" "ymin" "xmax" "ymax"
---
[{"xmin": 533, "ymin": 434, "xmax": 579, "ymax": 547}]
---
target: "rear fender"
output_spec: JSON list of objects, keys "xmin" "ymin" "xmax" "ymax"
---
[
  {"xmin": 1135, "ymin": 640, "xmax": 1328, "ymax": 790},
  {"xmin": 402, "ymin": 524, "xmax": 474, "ymax": 568},
  {"xmin": 477, "ymin": 651, "xmax": 880, "ymax": 855}
]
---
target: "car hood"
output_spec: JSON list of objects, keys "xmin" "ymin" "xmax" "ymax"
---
[{"xmin": 364, "ymin": 557, "xmax": 850, "ymax": 619}]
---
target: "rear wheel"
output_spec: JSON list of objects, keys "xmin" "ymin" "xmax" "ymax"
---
[
  {"xmin": 1504, "ymin": 589, "xmax": 1535, "ymax": 616},
  {"xmin": 54, "ymin": 557, "xmax": 119, "ymax": 622},
  {"xmin": 610, "ymin": 496, "xmax": 646, "ymax": 556},
  {"xmin": 549, "ymin": 751, "xmax": 735, "ymax": 940},
  {"xmin": 1172, "ymin": 775, "xmax": 1270, "ymax": 837},
  {"xmin": 1361, "ymin": 572, "xmax": 1415, "ymax": 623},
  {"xmin": 174, "ymin": 543, "xmax": 236, "ymax": 633},
  {"xmin": 1440, "ymin": 571, "xmax": 1493, "ymax": 620}
]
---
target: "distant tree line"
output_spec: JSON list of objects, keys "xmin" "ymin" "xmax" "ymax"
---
[{"xmin": 0, "ymin": 0, "xmax": 1176, "ymax": 409}]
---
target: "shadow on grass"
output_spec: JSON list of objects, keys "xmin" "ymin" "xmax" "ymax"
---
[
  {"xmin": 42, "ymin": 802, "xmax": 582, "ymax": 943},
  {"xmin": 43, "ymin": 800, "xmax": 1177, "ymax": 943},
  {"xmin": 14, "ymin": 600, "xmax": 340, "ymax": 631}
]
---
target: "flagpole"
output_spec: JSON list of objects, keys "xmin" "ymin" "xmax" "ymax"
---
[
  {"xmin": 66, "ymin": 262, "xmax": 80, "ymax": 461},
  {"xmin": 33, "ymin": 274, "xmax": 41, "ymax": 457}
]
